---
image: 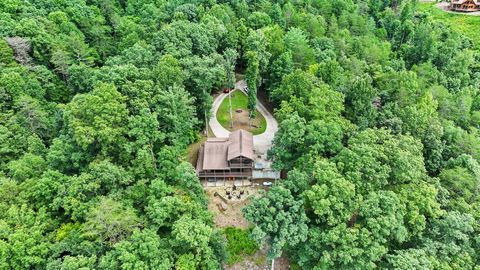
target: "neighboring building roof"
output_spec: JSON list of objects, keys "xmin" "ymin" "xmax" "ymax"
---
[
  {"xmin": 227, "ymin": 130, "xmax": 255, "ymax": 161},
  {"xmin": 197, "ymin": 130, "xmax": 255, "ymax": 171},
  {"xmin": 451, "ymin": 0, "xmax": 480, "ymax": 5}
]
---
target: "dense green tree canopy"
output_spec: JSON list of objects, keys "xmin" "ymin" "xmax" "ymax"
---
[{"xmin": 1, "ymin": 0, "xmax": 480, "ymax": 268}]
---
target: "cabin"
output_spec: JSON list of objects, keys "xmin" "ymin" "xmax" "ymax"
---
[
  {"xmin": 450, "ymin": 0, "xmax": 480, "ymax": 12},
  {"xmin": 196, "ymin": 130, "xmax": 254, "ymax": 182}
]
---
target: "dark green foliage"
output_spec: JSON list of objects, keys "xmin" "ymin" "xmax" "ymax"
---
[
  {"xmin": 0, "ymin": 1, "xmax": 230, "ymax": 268},
  {"xmin": 243, "ymin": 185, "xmax": 308, "ymax": 259},
  {"xmin": 248, "ymin": 0, "xmax": 480, "ymax": 268},
  {"xmin": 1, "ymin": 0, "xmax": 480, "ymax": 268}
]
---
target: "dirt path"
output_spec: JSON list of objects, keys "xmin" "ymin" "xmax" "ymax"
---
[
  {"xmin": 205, "ymin": 186, "xmax": 256, "ymax": 229},
  {"xmin": 226, "ymin": 247, "xmax": 291, "ymax": 270}
]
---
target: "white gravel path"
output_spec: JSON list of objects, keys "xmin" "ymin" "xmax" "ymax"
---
[{"xmin": 209, "ymin": 80, "xmax": 278, "ymax": 155}]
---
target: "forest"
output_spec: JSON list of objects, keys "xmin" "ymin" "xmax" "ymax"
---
[{"xmin": 0, "ymin": 0, "xmax": 479, "ymax": 269}]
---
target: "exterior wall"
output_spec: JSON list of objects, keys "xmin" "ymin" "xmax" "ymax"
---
[
  {"xmin": 229, "ymin": 156, "xmax": 253, "ymax": 168},
  {"xmin": 198, "ymin": 156, "xmax": 253, "ymax": 181}
]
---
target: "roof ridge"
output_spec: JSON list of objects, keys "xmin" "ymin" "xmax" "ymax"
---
[{"xmin": 239, "ymin": 130, "xmax": 243, "ymax": 156}]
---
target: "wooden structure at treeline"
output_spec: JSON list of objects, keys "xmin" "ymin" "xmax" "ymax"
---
[{"xmin": 450, "ymin": 0, "xmax": 480, "ymax": 12}]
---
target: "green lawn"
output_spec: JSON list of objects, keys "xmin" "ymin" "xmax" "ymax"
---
[
  {"xmin": 418, "ymin": 3, "xmax": 480, "ymax": 50},
  {"xmin": 216, "ymin": 90, "xmax": 267, "ymax": 135}
]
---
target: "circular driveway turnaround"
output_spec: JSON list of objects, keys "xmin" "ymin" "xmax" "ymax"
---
[{"xmin": 209, "ymin": 80, "xmax": 278, "ymax": 155}]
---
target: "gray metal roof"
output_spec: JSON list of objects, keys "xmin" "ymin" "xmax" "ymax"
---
[
  {"xmin": 227, "ymin": 130, "xmax": 255, "ymax": 161},
  {"xmin": 197, "ymin": 130, "xmax": 255, "ymax": 171}
]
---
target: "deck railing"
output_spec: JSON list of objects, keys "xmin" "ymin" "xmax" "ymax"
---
[
  {"xmin": 198, "ymin": 171, "xmax": 252, "ymax": 178},
  {"xmin": 228, "ymin": 163, "xmax": 253, "ymax": 169}
]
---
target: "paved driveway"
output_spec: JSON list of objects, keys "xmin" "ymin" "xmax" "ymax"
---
[{"xmin": 209, "ymin": 80, "xmax": 278, "ymax": 155}]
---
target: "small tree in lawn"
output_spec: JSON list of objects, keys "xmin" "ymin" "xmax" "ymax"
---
[
  {"xmin": 224, "ymin": 48, "xmax": 238, "ymax": 128},
  {"xmin": 245, "ymin": 51, "xmax": 259, "ymax": 126}
]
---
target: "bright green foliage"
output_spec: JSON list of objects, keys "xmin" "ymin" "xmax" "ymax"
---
[
  {"xmin": 386, "ymin": 249, "xmax": 432, "ymax": 270},
  {"xmin": 46, "ymin": 255, "xmax": 97, "ymax": 270},
  {"xmin": 335, "ymin": 129, "xmax": 427, "ymax": 191},
  {"xmin": 63, "ymin": 83, "xmax": 128, "ymax": 152},
  {"xmin": 271, "ymin": 69, "xmax": 316, "ymax": 106},
  {"xmin": 7, "ymin": 153, "xmax": 46, "ymax": 182},
  {"xmin": 224, "ymin": 227, "xmax": 258, "ymax": 265},
  {"xmin": 304, "ymin": 159, "xmax": 357, "ymax": 226},
  {"xmin": 267, "ymin": 51, "xmax": 294, "ymax": 89},
  {"xmin": 1, "ymin": 0, "xmax": 480, "ymax": 269},
  {"xmin": 154, "ymin": 54, "xmax": 184, "ymax": 89},
  {"xmin": 0, "ymin": 1, "xmax": 228, "ymax": 268},
  {"xmin": 243, "ymin": 185, "xmax": 308, "ymax": 259},
  {"xmin": 344, "ymin": 74, "xmax": 377, "ymax": 128},
  {"xmin": 418, "ymin": 3, "xmax": 480, "ymax": 50},
  {"xmin": 182, "ymin": 54, "xmax": 224, "ymax": 123},
  {"xmin": 99, "ymin": 229, "xmax": 173, "ymax": 270},
  {"xmin": 152, "ymin": 85, "xmax": 198, "ymax": 147},
  {"xmin": 268, "ymin": 113, "xmax": 307, "ymax": 171},
  {"xmin": 244, "ymin": 29, "xmax": 271, "ymax": 75},
  {"xmin": 171, "ymin": 215, "xmax": 222, "ymax": 269},
  {"xmin": 248, "ymin": 12, "xmax": 272, "ymax": 30},
  {"xmin": 223, "ymin": 48, "xmax": 238, "ymax": 90},
  {"xmin": 0, "ymin": 39, "xmax": 15, "ymax": 66},
  {"xmin": 83, "ymin": 197, "xmax": 140, "ymax": 245},
  {"xmin": 284, "ymin": 28, "xmax": 315, "ymax": 69},
  {"xmin": 420, "ymin": 211, "xmax": 477, "ymax": 269},
  {"xmin": 245, "ymin": 50, "xmax": 259, "ymax": 119}
]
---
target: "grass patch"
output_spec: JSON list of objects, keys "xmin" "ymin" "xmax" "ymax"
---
[
  {"xmin": 224, "ymin": 227, "xmax": 258, "ymax": 265},
  {"xmin": 216, "ymin": 90, "xmax": 267, "ymax": 135},
  {"xmin": 418, "ymin": 3, "xmax": 480, "ymax": 50},
  {"xmin": 185, "ymin": 126, "xmax": 214, "ymax": 165},
  {"xmin": 186, "ymin": 135, "xmax": 207, "ymax": 165}
]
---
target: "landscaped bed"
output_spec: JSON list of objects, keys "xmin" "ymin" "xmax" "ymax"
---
[{"xmin": 216, "ymin": 90, "xmax": 267, "ymax": 135}]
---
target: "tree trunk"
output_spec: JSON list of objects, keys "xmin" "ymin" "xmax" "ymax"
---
[{"xmin": 229, "ymin": 89, "xmax": 233, "ymax": 128}]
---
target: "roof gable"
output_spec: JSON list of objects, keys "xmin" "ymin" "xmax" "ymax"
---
[{"xmin": 227, "ymin": 130, "xmax": 255, "ymax": 161}]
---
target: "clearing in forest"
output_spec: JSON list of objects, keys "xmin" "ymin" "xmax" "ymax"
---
[
  {"xmin": 205, "ymin": 186, "xmax": 258, "ymax": 229},
  {"xmin": 216, "ymin": 90, "xmax": 267, "ymax": 135}
]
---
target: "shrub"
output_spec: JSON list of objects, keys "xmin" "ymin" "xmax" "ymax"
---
[{"xmin": 224, "ymin": 227, "xmax": 258, "ymax": 265}]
